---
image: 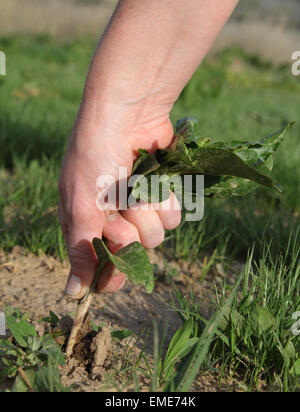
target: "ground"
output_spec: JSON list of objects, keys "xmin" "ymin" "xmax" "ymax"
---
[{"xmin": 0, "ymin": 246, "xmax": 249, "ymax": 392}]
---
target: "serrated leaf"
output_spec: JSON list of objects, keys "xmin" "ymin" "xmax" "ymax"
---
[
  {"xmin": 160, "ymin": 146, "xmax": 281, "ymax": 191},
  {"xmin": 92, "ymin": 238, "xmax": 154, "ymax": 293},
  {"xmin": 131, "ymin": 117, "xmax": 292, "ymax": 200}
]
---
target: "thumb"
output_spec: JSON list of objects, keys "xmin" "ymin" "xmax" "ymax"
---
[{"xmin": 65, "ymin": 212, "xmax": 105, "ymax": 300}]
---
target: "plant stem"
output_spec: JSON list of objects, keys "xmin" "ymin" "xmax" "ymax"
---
[{"xmin": 66, "ymin": 254, "xmax": 104, "ymax": 357}]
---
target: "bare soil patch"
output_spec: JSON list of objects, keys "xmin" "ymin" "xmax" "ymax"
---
[{"xmin": 0, "ymin": 246, "xmax": 236, "ymax": 392}]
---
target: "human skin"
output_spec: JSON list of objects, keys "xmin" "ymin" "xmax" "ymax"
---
[{"xmin": 59, "ymin": 0, "xmax": 239, "ymax": 300}]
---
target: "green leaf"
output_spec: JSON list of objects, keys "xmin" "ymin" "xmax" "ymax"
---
[
  {"xmin": 0, "ymin": 366, "xmax": 18, "ymax": 381},
  {"xmin": 290, "ymin": 359, "xmax": 300, "ymax": 377},
  {"xmin": 161, "ymin": 146, "xmax": 281, "ymax": 190},
  {"xmin": 175, "ymin": 116, "xmax": 203, "ymax": 146},
  {"xmin": 284, "ymin": 341, "xmax": 296, "ymax": 361},
  {"xmin": 249, "ymin": 305, "xmax": 274, "ymax": 337},
  {"xmin": 204, "ymin": 175, "xmax": 260, "ymax": 198},
  {"xmin": 90, "ymin": 320, "xmax": 99, "ymax": 333},
  {"xmin": 5, "ymin": 315, "xmax": 37, "ymax": 348},
  {"xmin": 131, "ymin": 117, "xmax": 293, "ymax": 200},
  {"xmin": 131, "ymin": 174, "xmax": 171, "ymax": 203},
  {"xmin": 92, "ymin": 238, "xmax": 154, "ymax": 293},
  {"xmin": 40, "ymin": 311, "xmax": 59, "ymax": 327},
  {"xmin": 131, "ymin": 150, "xmax": 160, "ymax": 176},
  {"xmin": 218, "ymin": 307, "xmax": 244, "ymax": 337},
  {"xmin": 0, "ymin": 340, "xmax": 17, "ymax": 350},
  {"xmin": 164, "ymin": 319, "xmax": 195, "ymax": 366},
  {"xmin": 111, "ymin": 329, "xmax": 133, "ymax": 340}
]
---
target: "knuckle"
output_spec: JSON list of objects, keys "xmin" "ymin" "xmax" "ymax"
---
[{"xmin": 67, "ymin": 245, "xmax": 88, "ymax": 266}]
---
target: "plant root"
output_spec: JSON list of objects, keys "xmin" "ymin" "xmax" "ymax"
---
[{"xmin": 66, "ymin": 294, "xmax": 93, "ymax": 358}]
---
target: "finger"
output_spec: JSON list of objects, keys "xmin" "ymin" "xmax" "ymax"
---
[
  {"xmin": 153, "ymin": 191, "xmax": 182, "ymax": 230},
  {"xmin": 103, "ymin": 212, "xmax": 141, "ymax": 252},
  {"xmin": 95, "ymin": 263, "xmax": 126, "ymax": 294},
  {"xmin": 65, "ymin": 208, "xmax": 105, "ymax": 300},
  {"xmin": 96, "ymin": 212, "xmax": 141, "ymax": 294},
  {"xmin": 121, "ymin": 204, "xmax": 165, "ymax": 249}
]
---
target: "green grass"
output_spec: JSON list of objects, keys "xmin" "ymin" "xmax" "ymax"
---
[
  {"xmin": 169, "ymin": 235, "xmax": 300, "ymax": 391},
  {"xmin": 0, "ymin": 36, "xmax": 299, "ymax": 391},
  {"xmin": 0, "ymin": 156, "xmax": 66, "ymax": 258}
]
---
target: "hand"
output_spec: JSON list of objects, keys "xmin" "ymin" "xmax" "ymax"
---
[
  {"xmin": 58, "ymin": 0, "xmax": 238, "ymax": 299},
  {"xmin": 58, "ymin": 104, "xmax": 181, "ymax": 299}
]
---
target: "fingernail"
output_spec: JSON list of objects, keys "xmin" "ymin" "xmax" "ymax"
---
[{"xmin": 65, "ymin": 274, "xmax": 82, "ymax": 296}]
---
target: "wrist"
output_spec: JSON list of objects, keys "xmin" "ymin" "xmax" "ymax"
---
[
  {"xmin": 70, "ymin": 89, "xmax": 174, "ymax": 157},
  {"xmin": 82, "ymin": 72, "xmax": 175, "ymax": 126}
]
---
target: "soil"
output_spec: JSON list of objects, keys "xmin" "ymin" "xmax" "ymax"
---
[{"xmin": 0, "ymin": 246, "xmax": 240, "ymax": 392}]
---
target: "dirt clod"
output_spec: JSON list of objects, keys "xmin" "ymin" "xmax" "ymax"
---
[{"xmin": 93, "ymin": 323, "xmax": 112, "ymax": 369}]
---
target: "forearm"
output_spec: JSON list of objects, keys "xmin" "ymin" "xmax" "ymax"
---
[{"xmin": 82, "ymin": 0, "xmax": 238, "ymax": 125}]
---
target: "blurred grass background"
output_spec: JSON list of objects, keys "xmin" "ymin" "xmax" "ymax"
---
[{"xmin": 0, "ymin": 0, "xmax": 299, "ymax": 266}]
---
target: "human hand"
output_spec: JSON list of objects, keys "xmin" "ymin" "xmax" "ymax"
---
[
  {"xmin": 58, "ymin": 0, "xmax": 238, "ymax": 300},
  {"xmin": 58, "ymin": 104, "xmax": 181, "ymax": 300}
]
